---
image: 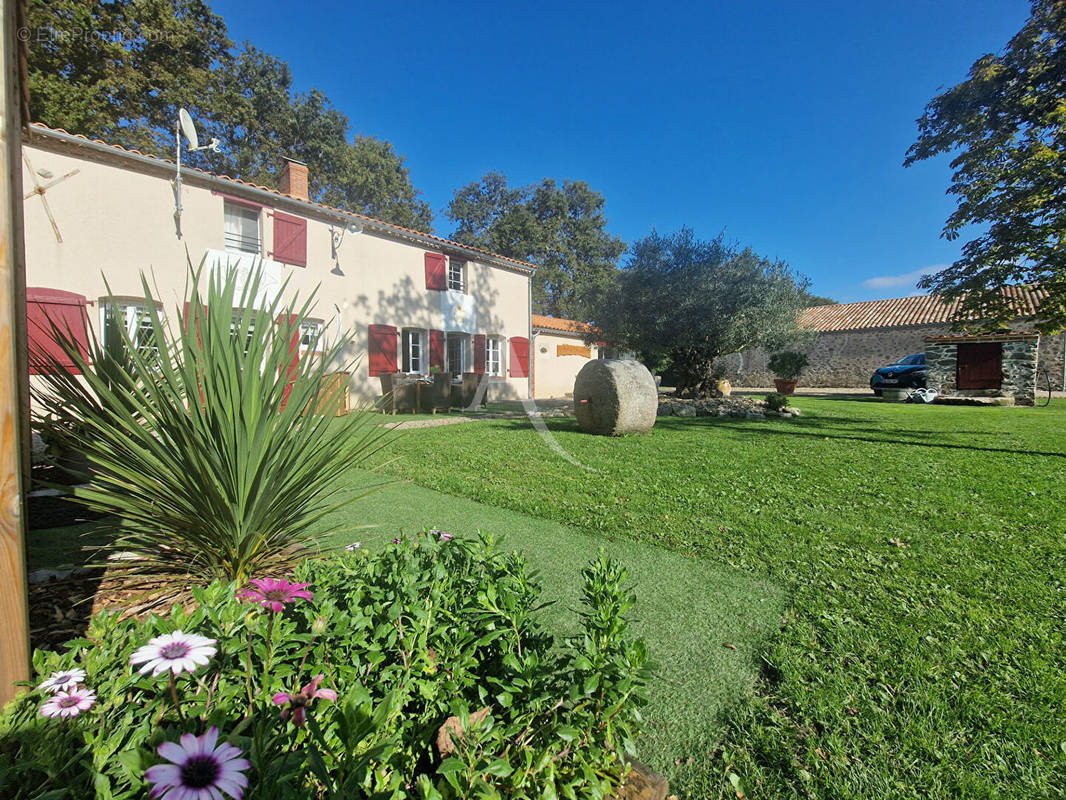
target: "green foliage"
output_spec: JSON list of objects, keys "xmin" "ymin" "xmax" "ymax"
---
[
  {"xmin": 800, "ymin": 292, "xmax": 836, "ymax": 307},
  {"xmin": 26, "ymin": 1, "xmax": 433, "ymax": 231},
  {"xmin": 592, "ymin": 228, "xmax": 811, "ymax": 397},
  {"xmin": 361, "ymin": 400, "xmax": 1066, "ymax": 797},
  {"xmin": 26, "ymin": 0, "xmax": 229, "ymax": 150},
  {"xmin": 763, "ymin": 392, "xmax": 790, "ymax": 411},
  {"xmin": 30, "ymin": 260, "xmax": 387, "ymax": 588},
  {"xmin": 766, "ymin": 351, "xmax": 809, "ymax": 380},
  {"xmin": 447, "ymin": 172, "xmax": 626, "ymax": 318},
  {"xmin": 0, "ymin": 534, "xmax": 651, "ymax": 799},
  {"xmin": 904, "ymin": 0, "xmax": 1066, "ymax": 332}
]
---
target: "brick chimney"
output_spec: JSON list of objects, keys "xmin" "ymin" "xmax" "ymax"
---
[{"xmin": 279, "ymin": 157, "xmax": 309, "ymax": 201}]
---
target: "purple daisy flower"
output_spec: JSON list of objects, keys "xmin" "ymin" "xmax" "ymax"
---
[
  {"xmin": 236, "ymin": 578, "xmax": 313, "ymax": 613},
  {"xmin": 40, "ymin": 688, "xmax": 96, "ymax": 718},
  {"xmin": 38, "ymin": 668, "xmax": 86, "ymax": 694},
  {"xmin": 390, "ymin": 538, "xmax": 402, "ymax": 544},
  {"xmin": 272, "ymin": 674, "xmax": 338, "ymax": 728},
  {"xmin": 144, "ymin": 727, "xmax": 249, "ymax": 800},
  {"xmin": 130, "ymin": 631, "xmax": 217, "ymax": 677}
]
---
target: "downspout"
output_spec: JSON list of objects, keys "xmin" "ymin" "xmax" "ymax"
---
[{"xmin": 528, "ymin": 274, "xmax": 534, "ymax": 400}]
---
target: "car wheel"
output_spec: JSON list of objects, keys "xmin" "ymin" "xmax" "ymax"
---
[{"xmin": 872, "ymin": 389, "xmax": 882, "ymax": 396}]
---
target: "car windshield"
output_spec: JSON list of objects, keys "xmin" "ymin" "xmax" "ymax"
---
[{"xmin": 895, "ymin": 354, "xmax": 925, "ymax": 366}]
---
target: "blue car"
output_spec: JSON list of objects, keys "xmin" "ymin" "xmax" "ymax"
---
[{"xmin": 870, "ymin": 353, "xmax": 926, "ymax": 395}]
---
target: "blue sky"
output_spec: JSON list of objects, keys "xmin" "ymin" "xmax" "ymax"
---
[{"xmin": 210, "ymin": 0, "xmax": 1029, "ymax": 303}]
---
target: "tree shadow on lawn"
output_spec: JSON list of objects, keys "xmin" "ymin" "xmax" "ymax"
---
[
  {"xmin": 674, "ymin": 417, "xmax": 1066, "ymax": 459},
  {"xmin": 488, "ymin": 413, "xmax": 1029, "ymax": 451},
  {"xmin": 479, "ymin": 412, "xmax": 1061, "ymax": 459}
]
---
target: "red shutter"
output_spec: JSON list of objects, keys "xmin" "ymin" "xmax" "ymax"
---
[
  {"xmin": 429, "ymin": 329, "xmax": 445, "ymax": 370},
  {"xmin": 425, "ymin": 252, "xmax": 446, "ymax": 290},
  {"xmin": 27, "ymin": 288, "xmax": 89, "ymax": 375},
  {"xmin": 272, "ymin": 211, "xmax": 307, "ymax": 267},
  {"xmin": 509, "ymin": 336, "xmax": 529, "ymax": 378},
  {"xmin": 277, "ymin": 314, "xmax": 300, "ymax": 408},
  {"xmin": 368, "ymin": 324, "xmax": 398, "ymax": 377},
  {"xmin": 473, "ymin": 334, "xmax": 486, "ymax": 374}
]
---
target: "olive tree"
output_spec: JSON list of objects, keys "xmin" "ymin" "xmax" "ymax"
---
[{"xmin": 592, "ymin": 228, "xmax": 811, "ymax": 397}]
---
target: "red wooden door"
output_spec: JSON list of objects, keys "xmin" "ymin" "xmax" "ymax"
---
[{"xmin": 956, "ymin": 342, "xmax": 1002, "ymax": 389}]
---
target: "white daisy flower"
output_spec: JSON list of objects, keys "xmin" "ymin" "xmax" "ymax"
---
[
  {"xmin": 130, "ymin": 630, "xmax": 217, "ymax": 677},
  {"xmin": 40, "ymin": 688, "xmax": 96, "ymax": 718},
  {"xmin": 37, "ymin": 668, "xmax": 86, "ymax": 694}
]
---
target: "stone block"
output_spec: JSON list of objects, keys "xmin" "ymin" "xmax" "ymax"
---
[{"xmin": 574, "ymin": 360, "xmax": 658, "ymax": 435}]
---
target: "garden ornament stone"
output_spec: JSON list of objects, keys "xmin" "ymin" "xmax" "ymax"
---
[{"xmin": 574, "ymin": 359, "xmax": 657, "ymax": 435}]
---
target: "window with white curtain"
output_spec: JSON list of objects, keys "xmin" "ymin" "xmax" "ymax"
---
[{"xmin": 224, "ymin": 201, "xmax": 261, "ymax": 254}]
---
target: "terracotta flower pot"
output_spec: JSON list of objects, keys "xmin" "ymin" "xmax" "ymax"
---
[{"xmin": 773, "ymin": 378, "xmax": 798, "ymax": 396}]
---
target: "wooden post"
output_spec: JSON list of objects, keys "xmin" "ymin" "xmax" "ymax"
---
[{"xmin": 0, "ymin": 0, "xmax": 30, "ymax": 706}]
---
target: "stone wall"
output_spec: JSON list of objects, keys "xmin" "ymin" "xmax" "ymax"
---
[
  {"xmin": 924, "ymin": 341, "xmax": 956, "ymax": 395},
  {"xmin": 715, "ymin": 322, "xmax": 1065, "ymax": 390},
  {"xmin": 925, "ymin": 334, "xmax": 1039, "ymax": 405},
  {"xmin": 1003, "ymin": 339, "xmax": 1039, "ymax": 405}
]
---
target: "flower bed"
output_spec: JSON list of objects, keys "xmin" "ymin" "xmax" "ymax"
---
[{"xmin": 0, "ymin": 532, "xmax": 651, "ymax": 799}]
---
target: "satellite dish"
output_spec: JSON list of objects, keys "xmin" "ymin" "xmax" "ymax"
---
[
  {"xmin": 178, "ymin": 108, "xmax": 199, "ymax": 150},
  {"xmin": 346, "ymin": 220, "xmax": 363, "ymax": 235}
]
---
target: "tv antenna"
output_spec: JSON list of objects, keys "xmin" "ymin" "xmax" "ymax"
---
[
  {"xmin": 330, "ymin": 219, "xmax": 364, "ymax": 274},
  {"xmin": 174, "ymin": 108, "xmax": 220, "ymax": 238}
]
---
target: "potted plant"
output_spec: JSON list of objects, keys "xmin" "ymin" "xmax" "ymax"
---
[{"xmin": 767, "ymin": 351, "xmax": 808, "ymax": 396}]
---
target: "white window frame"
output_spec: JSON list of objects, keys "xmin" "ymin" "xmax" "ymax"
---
[
  {"xmin": 486, "ymin": 336, "xmax": 503, "ymax": 377},
  {"xmin": 299, "ymin": 320, "xmax": 324, "ymax": 354},
  {"xmin": 447, "ymin": 258, "xmax": 465, "ymax": 292},
  {"xmin": 402, "ymin": 328, "xmax": 424, "ymax": 375},
  {"xmin": 224, "ymin": 201, "xmax": 261, "ymax": 255},
  {"xmin": 100, "ymin": 300, "xmax": 161, "ymax": 359}
]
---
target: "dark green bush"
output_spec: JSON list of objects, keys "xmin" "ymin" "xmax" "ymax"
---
[
  {"xmin": 767, "ymin": 351, "xmax": 809, "ymax": 380},
  {"xmin": 764, "ymin": 392, "xmax": 790, "ymax": 411},
  {"xmin": 0, "ymin": 532, "xmax": 652, "ymax": 799}
]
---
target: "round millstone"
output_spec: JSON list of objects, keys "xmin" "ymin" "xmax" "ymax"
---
[{"xmin": 573, "ymin": 359, "xmax": 658, "ymax": 436}]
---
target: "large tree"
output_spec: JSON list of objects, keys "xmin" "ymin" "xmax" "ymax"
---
[
  {"xmin": 447, "ymin": 172, "xmax": 626, "ymax": 318},
  {"xmin": 202, "ymin": 45, "xmax": 433, "ymax": 229},
  {"xmin": 905, "ymin": 0, "xmax": 1066, "ymax": 331},
  {"xmin": 26, "ymin": 0, "xmax": 433, "ymax": 231},
  {"xmin": 592, "ymin": 228, "xmax": 811, "ymax": 397}
]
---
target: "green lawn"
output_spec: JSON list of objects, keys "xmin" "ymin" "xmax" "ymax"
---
[
  {"xmin": 361, "ymin": 398, "xmax": 1066, "ymax": 799},
  {"xmin": 26, "ymin": 472, "xmax": 785, "ymax": 795}
]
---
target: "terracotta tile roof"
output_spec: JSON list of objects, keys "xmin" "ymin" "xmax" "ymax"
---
[
  {"xmin": 532, "ymin": 314, "xmax": 597, "ymax": 334},
  {"xmin": 800, "ymin": 286, "xmax": 1048, "ymax": 332},
  {"xmin": 26, "ymin": 122, "xmax": 537, "ymax": 273}
]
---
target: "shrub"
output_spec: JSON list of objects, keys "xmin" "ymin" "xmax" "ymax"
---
[
  {"xmin": 0, "ymin": 533, "xmax": 652, "ymax": 799},
  {"xmin": 767, "ymin": 350, "xmax": 809, "ymax": 380},
  {"xmin": 30, "ymin": 261, "xmax": 388, "ymax": 590},
  {"xmin": 764, "ymin": 392, "xmax": 790, "ymax": 411}
]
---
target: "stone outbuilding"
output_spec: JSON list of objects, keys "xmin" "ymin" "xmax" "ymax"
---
[
  {"xmin": 715, "ymin": 289, "xmax": 1064, "ymax": 390},
  {"xmin": 924, "ymin": 331, "xmax": 1040, "ymax": 406}
]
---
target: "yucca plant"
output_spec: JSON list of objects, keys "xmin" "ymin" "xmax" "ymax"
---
[{"xmin": 32, "ymin": 258, "xmax": 390, "ymax": 592}]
